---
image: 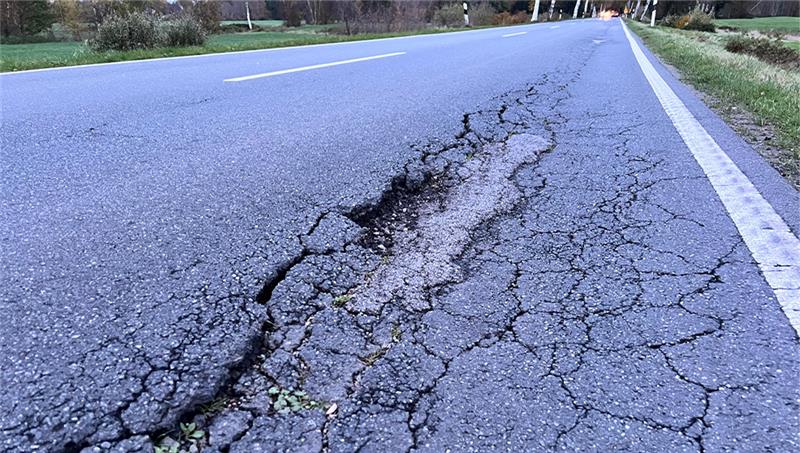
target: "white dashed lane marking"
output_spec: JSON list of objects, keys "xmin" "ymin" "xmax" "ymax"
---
[
  {"xmin": 622, "ymin": 21, "xmax": 800, "ymax": 335},
  {"xmin": 224, "ymin": 52, "xmax": 406, "ymax": 82},
  {"xmin": 502, "ymin": 32, "xmax": 528, "ymax": 38}
]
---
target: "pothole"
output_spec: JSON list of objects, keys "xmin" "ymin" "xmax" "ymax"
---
[{"xmin": 348, "ymin": 133, "xmax": 551, "ymax": 314}]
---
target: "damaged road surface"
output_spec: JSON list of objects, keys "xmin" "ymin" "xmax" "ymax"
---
[{"xmin": 2, "ymin": 19, "xmax": 799, "ymax": 453}]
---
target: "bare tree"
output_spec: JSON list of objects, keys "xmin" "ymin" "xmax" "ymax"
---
[
  {"xmin": 639, "ymin": 0, "xmax": 651, "ymax": 20},
  {"xmin": 305, "ymin": 0, "xmax": 321, "ymax": 24},
  {"xmin": 53, "ymin": 0, "xmax": 83, "ymax": 39}
]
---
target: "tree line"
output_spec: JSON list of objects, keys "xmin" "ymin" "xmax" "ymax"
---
[
  {"xmin": 2, "ymin": 1, "xmax": 797, "ymax": 40},
  {"xmin": 0, "ymin": 1, "xmax": 534, "ymax": 39}
]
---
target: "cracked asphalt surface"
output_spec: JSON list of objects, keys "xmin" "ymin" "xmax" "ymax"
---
[{"xmin": 2, "ymin": 19, "xmax": 798, "ymax": 452}]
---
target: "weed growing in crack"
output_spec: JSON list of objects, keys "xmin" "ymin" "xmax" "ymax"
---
[
  {"xmin": 332, "ymin": 294, "xmax": 353, "ymax": 308},
  {"xmin": 361, "ymin": 347, "xmax": 388, "ymax": 366},
  {"xmin": 200, "ymin": 396, "xmax": 231, "ymax": 415},
  {"xmin": 268, "ymin": 386, "xmax": 323, "ymax": 414},
  {"xmin": 391, "ymin": 324, "xmax": 402, "ymax": 342},
  {"xmin": 154, "ymin": 422, "xmax": 205, "ymax": 453}
]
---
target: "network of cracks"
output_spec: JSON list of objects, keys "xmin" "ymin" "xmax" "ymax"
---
[{"xmin": 77, "ymin": 57, "xmax": 798, "ymax": 453}]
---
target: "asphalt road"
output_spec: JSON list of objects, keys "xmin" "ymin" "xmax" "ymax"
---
[{"xmin": 1, "ymin": 19, "xmax": 798, "ymax": 452}]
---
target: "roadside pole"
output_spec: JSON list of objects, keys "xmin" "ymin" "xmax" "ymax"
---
[
  {"xmin": 463, "ymin": 2, "xmax": 469, "ymax": 26},
  {"xmin": 548, "ymin": 0, "xmax": 556, "ymax": 19},
  {"xmin": 650, "ymin": 0, "xmax": 658, "ymax": 26},
  {"xmin": 584, "ymin": 1, "xmax": 590, "ymax": 17},
  {"xmin": 531, "ymin": 0, "xmax": 541, "ymax": 22},
  {"xmin": 245, "ymin": 1, "xmax": 252, "ymax": 30},
  {"xmin": 573, "ymin": 0, "xmax": 581, "ymax": 19}
]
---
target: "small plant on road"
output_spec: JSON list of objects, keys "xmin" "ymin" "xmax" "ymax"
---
[
  {"xmin": 391, "ymin": 324, "xmax": 402, "ymax": 342},
  {"xmin": 200, "ymin": 396, "xmax": 231, "ymax": 415},
  {"xmin": 360, "ymin": 347, "xmax": 388, "ymax": 366},
  {"xmin": 268, "ymin": 386, "xmax": 322, "ymax": 414},
  {"xmin": 154, "ymin": 422, "xmax": 205, "ymax": 453},
  {"xmin": 332, "ymin": 294, "xmax": 353, "ymax": 307}
]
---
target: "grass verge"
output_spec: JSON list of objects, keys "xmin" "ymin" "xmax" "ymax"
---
[
  {"xmin": 220, "ymin": 19, "xmax": 285, "ymax": 27},
  {"xmin": 0, "ymin": 24, "xmax": 511, "ymax": 73},
  {"xmin": 714, "ymin": 16, "xmax": 800, "ymax": 34},
  {"xmin": 628, "ymin": 20, "xmax": 799, "ymax": 188}
]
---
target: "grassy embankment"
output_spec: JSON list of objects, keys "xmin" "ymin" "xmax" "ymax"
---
[
  {"xmin": 0, "ymin": 21, "xmax": 516, "ymax": 72},
  {"xmin": 716, "ymin": 16, "xmax": 800, "ymax": 51},
  {"xmin": 627, "ymin": 20, "xmax": 799, "ymax": 186}
]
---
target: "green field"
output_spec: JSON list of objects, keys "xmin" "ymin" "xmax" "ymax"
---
[
  {"xmin": 715, "ymin": 16, "xmax": 800, "ymax": 33},
  {"xmin": 628, "ymin": 21, "xmax": 799, "ymax": 188},
  {"xmin": 0, "ymin": 41, "xmax": 85, "ymax": 67},
  {"xmin": 784, "ymin": 40, "xmax": 800, "ymax": 50},
  {"xmin": 220, "ymin": 19, "xmax": 284, "ymax": 27}
]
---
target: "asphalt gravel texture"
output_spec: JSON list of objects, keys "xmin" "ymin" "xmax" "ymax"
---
[{"xmin": 1, "ymin": 18, "xmax": 798, "ymax": 453}]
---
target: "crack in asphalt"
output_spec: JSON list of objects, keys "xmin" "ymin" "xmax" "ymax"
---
[
  {"xmin": 171, "ymin": 79, "xmax": 566, "ymax": 453},
  {"xmin": 70, "ymin": 37, "xmax": 799, "ymax": 453}
]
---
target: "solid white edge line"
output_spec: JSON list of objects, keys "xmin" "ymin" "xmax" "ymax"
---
[
  {"xmin": 224, "ymin": 52, "xmax": 405, "ymax": 82},
  {"xmin": 502, "ymin": 31, "xmax": 528, "ymax": 38},
  {"xmin": 1, "ymin": 21, "xmax": 564, "ymax": 77},
  {"xmin": 621, "ymin": 20, "xmax": 800, "ymax": 335}
]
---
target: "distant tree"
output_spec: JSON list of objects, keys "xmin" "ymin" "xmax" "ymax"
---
[
  {"xmin": 81, "ymin": 0, "xmax": 166, "ymax": 30},
  {"xmin": 79, "ymin": 0, "xmax": 103, "ymax": 30},
  {"xmin": 20, "ymin": 0, "xmax": 54, "ymax": 34},
  {"xmin": 632, "ymin": 0, "xmax": 642, "ymax": 17},
  {"xmin": 0, "ymin": 0, "xmax": 55, "ymax": 36},
  {"xmin": 217, "ymin": 0, "xmax": 268, "ymax": 21},
  {"xmin": 0, "ymin": 1, "xmax": 20, "ymax": 36},
  {"xmin": 334, "ymin": 0, "xmax": 357, "ymax": 34},
  {"xmin": 244, "ymin": 0, "xmax": 268, "ymax": 20},
  {"xmin": 53, "ymin": 0, "xmax": 83, "ymax": 39},
  {"xmin": 391, "ymin": 0, "xmax": 431, "ymax": 31},
  {"xmin": 124, "ymin": 0, "xmax": 169, "ymax": 15},
  {"xmin": 191, "ymin": 0, "xmax": 221, "ymax": 32},
  {"xmin": 496, "ymin": 0, "xmax": 519, "ymax": 12},
  {"xmin": 640, "ymin": 0, "xmax": 651, "ymax": 20},
  {"xmin": 278, "ymin": 0, "xmax": 304, "ymax": 27},
  {"xmin": 304, "ymin": 0, "xmax": 328, "ymax": 24}
]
